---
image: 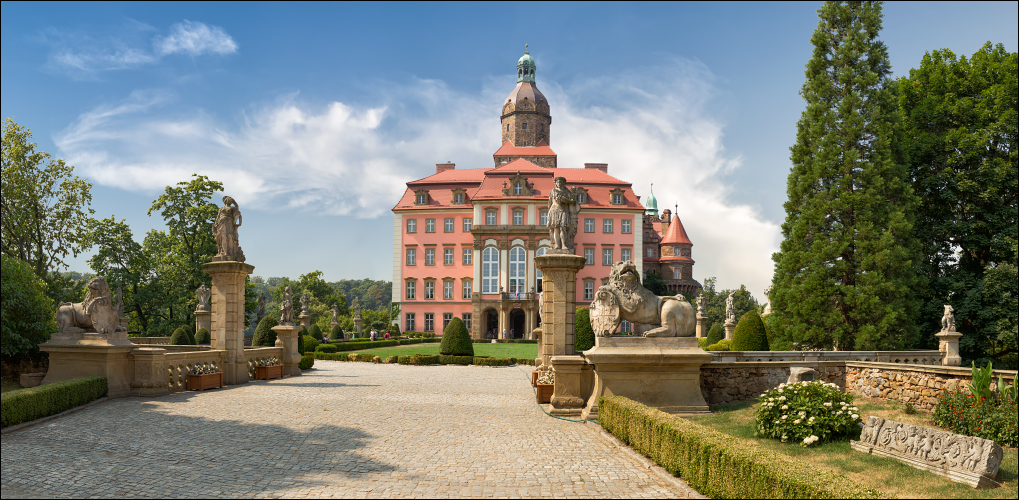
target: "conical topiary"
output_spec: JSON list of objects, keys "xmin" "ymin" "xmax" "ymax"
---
[
  {"xmin": 169, "ymin": 327, "xmax": 193, "ymax": 346},
  {"xmin": 309, "ymin": 324, "xmax": 323, "ymax": 341},
  {"xmin": 330, "ymin": 325, "xmax": 344, "ymax": 341},
  {"xmin": 297, "ymin": 327, "xmax": 308, "ymax": 355},
  {"xmin": 731, "ymin": 311, "xmax": 769, "ymax": 351},
  {"xmin": 439, "ymin": 317, "xmax": 473, "ymax": 356},
  {"xmin": 195, "ymin": 328, "xmax": 211, "ymax": 345},
  {"xmin": 705, "ymin": 323, "xmax": 724, "ymax": 346},
  {"xmin": 575, "ymin": 307, "xmax": 595, "ymax": 352},
  {"xmin": 185, "ymin": 325, "xmax": 196, "ymax": 345},
  {"xmin": 252, "ymin": 315, "xmax": 279, "ymax": 347}
]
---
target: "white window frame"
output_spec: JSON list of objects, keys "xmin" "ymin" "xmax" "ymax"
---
[
  {"xmin": 584, "ymin": 248, "xmax": 594, "ymax": 265},
  {"xmin": 583, "ymin": 281, "xmax": 594, "ymax": 300},
  {"xmin": 406, "ymin": 249, "xmax": 416, "ymax": 266},
  {"xmin": 603, "ymin": 219, "xmax": 613, "ymax": 233},
  {"xmin": 405, "ymin": 281, "xmax": 416, "ymax": 300},
  {"xmin": 444, "ymin": 218, "xmax": 454, "ymax": 232},
  {"xmin": 425, "ymin": 248, "xmax": 435, "ymax": 266},
  {"xmin": 425, "ymin": 281, "xmax": 434, "ymax": 299},
  {"xmin": 425, "ymin": 219, "xmax": 435, "ymax": 233},
  {"xmin": 443, "ymin": 281, "xmax": 453, "ymax": 300},
  {"xmin": 513, "ymin": 210, "xmax": 523, "ymax": 225},
  {"xmin": 463, "ymin": 248, "xmax": 473, "ymax": 265},
  {"xmin": 443, "ymin": 312, "xmax": 453, "ymax": 330},
  {"xmin": 603, "ymin": 248, "xmax": 613, "ymax": 266},
  {"xmin": 509, "ymin": 246, "xmax": 526, "ymax": 294},
  {"xmin": 540, "ymin": 211, "xmax": 548, "ymax": 226},
  {"xmin": 621, "ymin": 248, "xmax": 631, "ymax": 262},
  {"xmin": 424, "ymin": 313, "xmax": 434, "ymax": 332},
  {"xmin": 407, "ymin": 219, "xmax": 417, "ymax": 233},
  {"xmin": 444, "ymin": 248, "xmax": 454, "ymax": 265},
  {"xmin": 463, "ymin": 218, "xmax": 473, "ymax": 231},
  {"xmin": 405, "ymin": 313, "xmax": 415, "ymax": 331},
  {"xmin": 462, "ymin": 313, "xmax": 472, "ymax": 330},
  {"xmin": 584, "ymin": 218, "xmax": 595, "ymax": 233},
  {"xmin": 621, "ymin": 219, "xmax": 631, "ymax": 234},
  {"xmin": 462, "ymin": 281, "xmax": 472, "ymax": 299},
  {"xmin": 482, "ymin": 247, "xmax": 499, "ymax": 294},
  {"xmin": 486, "ymin": 211, "xmax": 497, "ymax": 225}
]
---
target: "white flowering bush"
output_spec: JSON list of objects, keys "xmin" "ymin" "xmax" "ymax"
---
[{"xmin": 754, "ymin": 381, "xmax": 862, "ymax": 447}]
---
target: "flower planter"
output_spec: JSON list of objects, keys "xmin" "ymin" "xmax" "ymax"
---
[
  {"xmin": 536, "ymin": 383, "xmax": 554, "ymax": 404},
  {"xmin": 187, "ymin": 372, "xmax": 223, "ymax": 391},
  {"xmin": 254, "ymin": 364, "xmax": 284, "ymax": 380},
  {"xmin": 532, "ymin": 369, "xmax": 538, "ymax": 387}
]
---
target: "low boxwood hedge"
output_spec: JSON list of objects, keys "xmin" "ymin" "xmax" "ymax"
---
[
  {"xmin": 1, "ymin": 376, "xmax": 108, "ymax": 428},
  {"xmin": 315, "ymin": 344, "xmax": 338, "ymax": 354},
  {"xmin": 471, "ymin": 339, "xmax": 539, "ymax": 344},
  {"xmin": 439, "ymin": 355, "xmax": 474, "ymax": 365},
  {"xmin": 473, "ymin": 356, "xmax": 514, "ymax": 367},
  {"xmin": 598, "ymin": 396, "xmax": 878, "ymax": 499},
  {"xmin": 299, "ymin": 354, "xmax": 315, "ymax": 370}
]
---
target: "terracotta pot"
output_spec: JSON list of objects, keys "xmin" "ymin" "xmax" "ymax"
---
[
  {"xmin": 536, "ymin": 383, "xmax": 553, "ymax": 404},
  {"xmin": 254, "ymin": 364, "xmax": 284, "ymax": 380},
  {"xmin": 187, "ymin": 372, "xmax": 223, "ymax": 391}
]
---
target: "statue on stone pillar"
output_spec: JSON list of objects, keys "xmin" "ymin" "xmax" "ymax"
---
[
  {"xmin": 300, "ymin": 291, "xmax": 310, "ymax": 316},
  {"xmin": 256, "ymin": 291, "xmax": 267, "ymax": 323},
  {"xmin": 352, "ymin": 297, "xmax": 362, "ymax": 319},
  {"xmin": 115, "ymin": 284, "xmax": 124, "ymax": 319},
  {"xmin": 280, "ymin": 286, "xmax": 295, "ymax": 326},
  {"xmin": 725, "ymin": 291, "xmax": 736, "ymax": 324},
  {"xmin": 763, "ymin": 286, "xmax": 773, "ymax": 315},
  {"xmin": 212, "ymin": 195, "xmax": 245, "ymax": 262},
  {"xmin": 941, "ymin": 305, "xmax": 955, "ymax": 332},
  {"xmin": 696, "ymin": 294, "xmax": 705, "ymax": 316},
  {"xmin": 331, "ymin": 303, "xmax": 340, "ymax": 323},
  {"xmin": 547, "ymin": 176, "xmax": 580, "ymax": 252},
  {"xmin": 195, "ymin": 284, "xmax": 211, "ymax": 312}
]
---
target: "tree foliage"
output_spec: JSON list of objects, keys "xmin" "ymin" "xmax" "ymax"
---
[
  {"xmin": 642, "ymin": 271, "xmax": 674, "ymax": 296},
  {"xmin": 771, "ymin": 1, "xmax": 921, "ymax": 351},
  {"xmin": 575, "ymin": 306, "xmax": 595, "ymax": 351},
  {"xmin": 898, "ymin": 42, "xmax": 1018, "ymax": 367},
  {"xmin": 698, "ymin": 278, "xmax": 759, "ymax": 331},
  {"xmin": 1, "ymin": 254, "xmax": 55, "ymax": 360}
]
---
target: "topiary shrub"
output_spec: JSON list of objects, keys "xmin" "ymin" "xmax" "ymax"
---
[
  {"xmin": 252, "ymin": 315, "xmax": 279, "ymax": 347},
  {"xmin": 706, "ymin": 339, "xmax": 732, "ymax": 351},
  {"xmin": 1, "ymin": 254, "xmax": 55, "ymax": 362},
  {"xmin": 755, "ymin": 381, "xmax": 862, "ymax": 446},
  {"xmin": 301, "ymin": 334, "xmax": 319, "ymax": 355},
  {"xmin": 185, "ymin": 326, "xmax": 196, "ymax": 345},
  {"xmin": 194, "ymin": 328, "xmax": 211, "ymax": 345},
  {"xmin": 439, "ymin": 317, "xmax": 473, "ymax": 356},
  {"xmin": 575, "ymin": 306, "xmax": 595, "ymax": 352},
  {"xmin": 697, "ymin": 338, "xmax": 709, "ymax": 349},
  {"xmin": 731, "ymin": 311, "xmax": 769, "ymax": 351},
  {"xmin": 309, "ymin": 324, "xmax": 323, "ymax": 341},
  {"xmin": 169, "ymin": 327, "xmax": 193, "ymax": 346},
  {"xmin": 705, "ymin": 323, "xmax": 723, "ymax": 346},
  {"xmin": 315, "ymin": 343, "xmax": 338, "ymax": 354},
  {"xmin": 299, "ymin": 354, "xmax": 314, "ymax": 370},
  {"xmin": 330, "ymin": 325, "xmax": 343, "ymax": 341}
]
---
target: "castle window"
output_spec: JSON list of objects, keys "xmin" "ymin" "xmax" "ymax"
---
[
  {"xmin": 647, "ymin": 247, "xmax": 655, "ymax": 258},
  {"xmin": 576, "ymin": 193, "xmax": 587, "ymax": 204},
  {"xmin": 622, "ymin": 219, "xmax": 632, "ymax": 234},
  {"xmin": 463, "ymin": 248, "xmax": 473, "ymax": 265},
  {"xmin": 521, "ymin": 140, "xmax": 527, "ymax": 146},
  {"xmin": 406, "ymin": 249, "xmax": 416, "ymax": 266},
  {"xmin": 444, "ymin": 248, "xmax": 454, "ymax": 265},
  {"xmin": 584, "ymin": 218, "xmax": 595, "ymax": 233},
  {"xmin": 407, "ymin": 219, "xmax": 417, "ymax": 233},
  {"xmin": 425, "ymin": 219, "xmax": 435, "ymax": 233},
  {"xmin": 514, "ymin": 182, "xmax": 523, "ymax": 195},
  {"xmin": 444, "ymin": 218, "xmax": 454, "ymax": 232},
  {"xmin": 583, "ymin": 280, "xmax": 595, "ymax": 301},
  {"xmin": 443, "ymin": 282, "xmax": 453, "ymax": 300},
  {"xmin": 540, "ymin": 210, "xmax": 548, "ymax": 226},
  {"xmin": 462, "ymin": 312, "xmax": 472, "ymax": 330},
  {"xmin": 463, "ymin": 218, "xmax": 473, "ymax": 231},
  {"xmin": 406, "ymin": 282, "xmax": 416, "ymax": 300},
  {"xmin": 454, "ymin": 193, "xmax": 464, "ymax": 204},
  {"xmin": 603, "ymin": 219, "xmax": 613, "ymax": 233},
  {"xmin": 602, "ymin": 248, "xmax": 613, "ymax": 266},
  {"xmin": 405, "ymin": 313, "xmax": 415, "ymax": 330},
  {"xmin": 425, "ymin": 248, "xmax": 435, "ymax": 266},
  {"xmin": 513, "ymin": 210, "xmax": 524, "ymax": 225},
  {"xmin": 486, "ymin": 210, "xmax": 497, "ymax": 225},
  {"xmin": 674, "ymin": 267, "xmax": 681, "ymax": 280},
  {"xmin": 540, "ymin": 124, "xmax": 545, "ymax": 132},
  {"xmin": 424, "ymin": 313, "xmax": 434, "ymax": 332},
  {"xmin": 584, "ymin": 248, "xmax": 594, "ymax": 265},
  {"xmin": 463, "ymin": 281, "xmax": 472, "ymax": 299},
  {"xmin": 425, "ymin": 281, "xmax": 435, "ymax": 299},
  {"xmin": 509, "ymin": 247, "xmax": 526, "ymax": 294},
  {"xmin": 621, "ymin": 248, "xmax": 631, "ymax": 261},
  {"xmin": 506, "ymin": 124, "xmax": 510, "ymax": 131},
  {"xmin": 482, "ymin": 247, "xmax": 499, "ymax": 293},
  {"xmin": 522, "ymin": 122, "xmax": 528, "ymax": 130}
]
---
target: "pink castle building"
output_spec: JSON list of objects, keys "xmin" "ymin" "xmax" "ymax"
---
[{"xmin": 392, "ymin": 48, "xmax": 699, "ymax": 338}]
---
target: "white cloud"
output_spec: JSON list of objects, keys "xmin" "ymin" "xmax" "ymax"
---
[
  {"xmin": 43, "ymin": 20, "xmax": 236, "ymax": 77},
  {"xmin": 54, "ymin": 59, "xmax": 779, "ymax": 296},
  {"xmin": 156, "ymin": 21, "xmax": 238, "ymax": 56}
]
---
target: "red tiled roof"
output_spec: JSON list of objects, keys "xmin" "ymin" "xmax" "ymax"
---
[
  {"xmin": 406, "ymin": 168, "xmax": 488, "ymax": 186},
  {"xmin": 661, "ymin": 215, "xmax": 693, "ymax": 246},
  {"xmin": 493, "ymin": 140, "xmax": 556, "ymax": 157},
  {"xmin": 488, "ymin": 158, "xmax": 554, "ymax": 174}
]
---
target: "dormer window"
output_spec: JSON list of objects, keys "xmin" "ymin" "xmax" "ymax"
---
[
  {"xmin": 576, "ymin": 193, "xmax": 587, "ymax": 204},
  {"xmin": 514, "ymin": 182, "xmax": 523, "ymax": 195},
  {"xmin": 454, "ymin": 193, "xmax": 464, "ymax": 204},
  {"xmin": 612, "ymin": 194, "xmax": 622, "ymax": 204},
  {"xmin": 414, "ymin": 189, "xmax": 429, "ymax": 205}
]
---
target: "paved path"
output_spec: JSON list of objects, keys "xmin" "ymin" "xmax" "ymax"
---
[{"xmin": 1, "ymin": 361, "xmax": 701, "ymax": 498}]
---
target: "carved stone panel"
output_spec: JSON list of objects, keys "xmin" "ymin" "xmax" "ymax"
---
[{"xmin": 851, "ymin": 416, "xmax": 1003, "ymax": 488}]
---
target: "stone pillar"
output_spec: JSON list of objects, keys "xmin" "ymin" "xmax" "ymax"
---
[
  {"xmin": 724, "ymin": 320, "xmax": 736, "ymax": 340},
  {"xmin": 272, "ymin": 324, "xmax": 303, "ymax": 376},
  {"xmin": 195, "ymin": 309, "xmax": 211, "ymax": 337},
  {"xmin": 696, "ymin": 312, "xmax": 707, "ymax": 338},
  {"xmin": 299, "ymin": 313, "xmax": 311, "ymax": 330},
  {"xmin": 936, "ymin": 331, "xmax": 963, "ymax": 367},
  {"xmin": 535, "ymin": 253, "xmax": 587, "ymax": 416},
  {"xmin": 202, "ymin": 260, "xmax": 255, "ymax": 385},
  {"xmin": 131, "ymin": 347, "xmax": 169, "ymax": 397},
  {"xmin": 354, "ymin": 317, "xmax": 363, "ymax": 338}
]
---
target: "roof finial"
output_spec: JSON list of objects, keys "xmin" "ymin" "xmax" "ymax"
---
[{"xmin": 524, "ymin": 43, "xmax": 529, "ymax": 53}]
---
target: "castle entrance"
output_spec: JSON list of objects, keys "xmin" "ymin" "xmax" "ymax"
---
[
  {"xmin": 510, "ymin": 309, "xmax": 525, "ymax": 339},
  {"xmin": 483, "ymin": 308, "xmax": 498, "ymax": 339}
]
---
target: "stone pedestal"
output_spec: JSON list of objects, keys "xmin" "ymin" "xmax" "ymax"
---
[
  {"xmin": 936, "ymin": 331, "xmax": 962, "ymax": 366},
  {"xmin": 550, "ymin": 355, "xmax": 587, "ymax": 416},
  {"xmin": 299, "ymin": 313, "xmax": 311, "ymax": 330},
  {"xmin": 131, "ymin": 347, "xmax": 170, "ymax": 397},
  {"xmin": 534, "ymin": 253, "xmax": 586, "ymax": 369},
  {"xmin": 272, "ymin": 324, "xmax": 303, "ymax": 376},
  {"xmin": 695, "ymin": 313, "xmax": 707, "ymax": 338},
  {"xmin": 39, "ymin": 332, "xmax": 136, "ymax": 398},
  {"xmin": 354, "ymin": 317, "xmax": 363, "ymax": 338},
  {"xmin": 724, "ymin": 320, "xmax": 736, "ymax": 340},
  {"xmin": 581, "ymin": 336, "xmax": 712, "ymax": 420},
  {"xmin": 202, "ymin": 260, "xmax": 255, "ymax": 385},
  {"xmin": 195, "ymin": 309, "xmax": 211, "ymax": 336}
]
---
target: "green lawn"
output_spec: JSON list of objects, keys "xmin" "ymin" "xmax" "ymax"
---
[
  {"xmin": 687, "ymin": 398, "xmax": 1017, "ymax": 499},
  {"xmin": 348, "ymin": 342, "xmax": 539, "ymax": 360}
]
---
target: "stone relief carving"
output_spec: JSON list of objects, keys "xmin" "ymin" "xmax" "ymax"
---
[
  {"xmin": 56, "ymin": 276, "xmax": 120, "ymax": 334},
  {"xmin": 941, "ymin": 305, "xmax": 955, "ymax": 332},
  {"xmin": 725, "ymin": 291, "xmax": 736, "ymax": 324},
  {"xmin": 212, "ymin": 195, "xmax": 245, "ymax": 262},
  {"xmin": 547, "ymin": 176, "xmax": 580, "ymax": 252},
  {"xmin": 279, "ymin": 286, "xmax": 295, "ymax": 326},
  {"xmin": 589, "ymin": 261, "xmax": 695, "ymax": 337},
  {"xmin": 300, "ymin": 291, "xmax": 310, "ymax": 316},
  {"xmin": 195, "ymin": 284, "xmax": 211, "ymax": 312},
  {"xmin": 852, "ymin": 416, "xmax": 1002, "ymax": 488}
]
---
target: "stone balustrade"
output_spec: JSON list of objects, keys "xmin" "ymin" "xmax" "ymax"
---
[
  {"xmin": 129, "ymin": 337, "xmax": 169, "ymax": 345},
  {"xmin": 163, "ymin": 350, "xmax": 228, "ymax": 393},
  {"xmin": 244, "ymin": 347, "xmax": 285, "ymax": 379},
  {"xmin": 711, "ymin": 350, "xmax": 944, "ymax": 365}
]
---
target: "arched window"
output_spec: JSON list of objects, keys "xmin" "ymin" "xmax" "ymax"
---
[
  {"xmin": 508, "ymin": 247, "xmax": 526, "ymax": 294},
  {"xmin": 482, "ymin": 247, "xmax": 499, "ymax": 294}
]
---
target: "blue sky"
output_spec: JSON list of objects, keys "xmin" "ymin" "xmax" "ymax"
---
[{"xmin": 2, "ymin": 1, "xmax": 1016, "ymax": 300}]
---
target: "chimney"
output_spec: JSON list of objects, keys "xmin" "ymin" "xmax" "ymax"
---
[
  {"xmin": 584, "ymin": 163, "xmax": 608, "ymax": 173},
  {"xmin": 436, "ymin": 162, "xmax": 455, "ymax": 174}
]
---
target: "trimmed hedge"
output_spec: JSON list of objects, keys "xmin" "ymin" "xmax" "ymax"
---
[
  {"xmin": 731, "ymin": 311, "xmax": 769, "ymax": 351},
  {"xmin": 315, "ymin": 344, "xmax": 338, "ymax": 354},
  {"xmin": 330, "ymin": 325, "xmax": 344, "ymax": 341},
  {"xmin": 309, "ymin": 324, "xmax": 324, "ymax": 341},
  {"xmin": 598, "ymin": 396, "xmax": 878, "ymax": 499},
  {"xmin": 473, "ymin": 356, "xmax": 514, "ymax": 367},
  {"xmin": 439, "ymin": 355, "xmax": 474, "ymax": 365},
  {"xmin": 575, "ymin": 306, "xmax": 595, "ymax": 351},
  {"xmin": 169, "ymin": 327, "xmax": 193, "ymax": 346},
  {"xmin": 705, "ymin": 323, "xmax": 724, "ymax": 346},
  {"xmin": 194, "ymin": 327, "xmax": 211, "ymax": 345},
  {"xmin": 440, "ymin": 317, "xmax": 474, "ymax": 356},
  {"xmin": 1, "ymin": 376, "xmax": 108, "ymax": 428},
  {"xmin": 472, "ymin": 338, "xmax": 538, "ymax": 344},
  {"xmin": 301, "ymin": 335, "xmax": 319, "ymax": 354},
  {"xmin": 706, "ymin": 339, "xmax": 732, "ymax": 351},
  {"xmin": 299, "ymin": 354, "xmax": 315, "ymax": 370}
]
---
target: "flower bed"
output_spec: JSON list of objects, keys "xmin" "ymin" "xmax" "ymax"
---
[
  {"xmin": 933, "ymin": 391, "xmax": 1018, "ymax": 447},
  {"xmin": 755, "ymin": 381, "xmax": 862, "ymax": 446}
]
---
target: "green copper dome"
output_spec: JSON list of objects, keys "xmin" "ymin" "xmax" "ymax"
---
[
  {"xmin": 517, "ymin": 44, "xmax": 536, "ymax": 83},
  {"xmin": 645, "ymin": 183, "xmax": 659, "ymax": 216}
]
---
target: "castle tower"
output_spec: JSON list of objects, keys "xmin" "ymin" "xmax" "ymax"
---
[
  {"xmin": 500, "ymin": 45, "xmax": 551, "ymax": 147},
  {"xmin": 658, "ymin": 210, "xmax": 700, "ymax": 294}
]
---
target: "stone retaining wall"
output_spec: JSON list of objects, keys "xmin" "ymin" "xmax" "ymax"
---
[
  {"xmin": 699, "ymin": 361, "xmax": 846, "ymax": 406},
  {"xmin": 844, "ymin": 362, "xmax": 1017, "ymax": 411}
]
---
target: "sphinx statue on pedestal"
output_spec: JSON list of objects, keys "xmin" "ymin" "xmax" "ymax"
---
[
  {"xmin": 56, "ymin": 276, "xmax": 120, "ymax": 334},
  {"xmin": 589, "ymin": 261, "xmax": 695, "ymax": 337}
]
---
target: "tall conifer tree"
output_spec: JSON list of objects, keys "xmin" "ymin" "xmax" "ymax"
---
[{"xmin": 771, "ymin": 1, "xmax": 920, "ymax": 350}]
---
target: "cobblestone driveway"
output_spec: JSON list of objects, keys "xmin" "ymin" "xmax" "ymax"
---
[{"xmin": 1, "ymin": 361, "xmax": 700, "ymax": 498}]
